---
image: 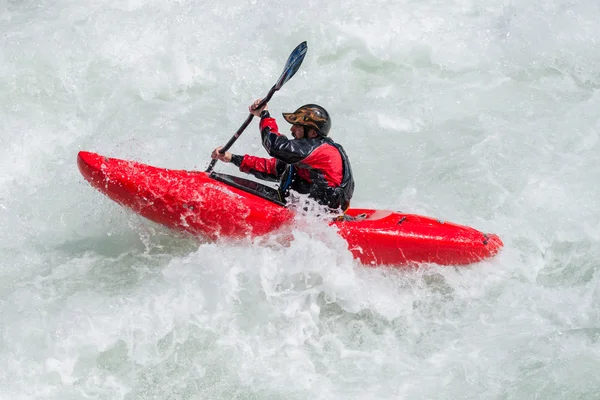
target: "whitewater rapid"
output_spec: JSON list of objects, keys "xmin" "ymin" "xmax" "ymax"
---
[{"xmin": 1, "ymin": 0, "xmax": 599, "ymax": 398}]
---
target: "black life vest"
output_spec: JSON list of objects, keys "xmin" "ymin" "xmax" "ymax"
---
[{"xmin": 278, "ymin": 138, "xmax": 355, "ymax": 211}]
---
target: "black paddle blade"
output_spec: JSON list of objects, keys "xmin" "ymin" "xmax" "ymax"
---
[{"xmin": 274, "ymin": 41, "xmax": 307, "ymax": 90}]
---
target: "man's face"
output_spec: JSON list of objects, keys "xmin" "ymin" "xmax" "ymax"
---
[{"xmin": 290, "ymin": 124, "xmax": 305, "ymax": 139}]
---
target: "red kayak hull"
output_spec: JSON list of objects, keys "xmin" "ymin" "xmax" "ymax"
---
[{"xmin": 77, "ymin": 151, "xmax": 502, "ymax": 266}]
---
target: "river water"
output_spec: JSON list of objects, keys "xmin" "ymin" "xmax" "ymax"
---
[{"xmin": 1, "ymin": 0, "xmax": 599, "ymax": 398}]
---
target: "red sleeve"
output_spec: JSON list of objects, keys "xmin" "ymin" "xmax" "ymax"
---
[
  {"xmin": 259, "ymin": 117, "xmax": 281, "ymax": 135},
  {"xmin": 239, "ymin": 155, "xmax": 279, "ymax": 176}
]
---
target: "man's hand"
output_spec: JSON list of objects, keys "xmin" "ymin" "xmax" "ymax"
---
[
  {"xmin": 211, "ymin": 146, "xmax": 232, "ymax": 162},
  {"xmin": 249, "ymin": 98, "xmax": 268, "ymax": 117}
]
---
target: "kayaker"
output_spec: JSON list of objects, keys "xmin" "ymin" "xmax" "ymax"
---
[{"xmin": 211, "ymin": 99, "xmax": 355, "ymax": 211}]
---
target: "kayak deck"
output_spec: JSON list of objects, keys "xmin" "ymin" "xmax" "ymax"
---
[
  {"xmin": 77, "ymin": 151, "xmax": 503, "ymax": 266},
  {"xmin": 334, "ymin": 209, "xmax": 502, "ymax": 266}
]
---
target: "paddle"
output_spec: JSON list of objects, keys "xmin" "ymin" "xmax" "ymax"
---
[{"xmin": 206, "ymin": 41, "xmax": 308, "ymax": 173}]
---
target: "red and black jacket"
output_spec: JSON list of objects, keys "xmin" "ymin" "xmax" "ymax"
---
[{"xmin": 231, "ymin": 111, "xmax": 355, "ymax": 210}]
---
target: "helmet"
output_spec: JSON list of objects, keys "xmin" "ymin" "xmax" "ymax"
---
[{"xmin": 282, "ymin": 104, "xmax": 331, "ymax": 137}]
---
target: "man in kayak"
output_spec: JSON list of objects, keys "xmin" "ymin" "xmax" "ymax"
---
[{"xmin": 211, "ymin": 99, "xmax": 355, "ymax": 211}]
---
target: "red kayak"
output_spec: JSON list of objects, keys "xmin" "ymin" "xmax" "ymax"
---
[{"xmin": 77, "ymin": 151, "xmax": 503, "ymax": 266}]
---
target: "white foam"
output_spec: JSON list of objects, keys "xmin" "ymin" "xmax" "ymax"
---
[{"xmin": 1, "ymin": 0, "xmax": 600, "ymax": 397}]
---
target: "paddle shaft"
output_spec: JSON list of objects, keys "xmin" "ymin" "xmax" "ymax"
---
[
  {"xmin": 205, "ymin": 41, "xmax": 307, "ymax": 173},
  {"xmin": 205, "ymin": 89, "xmax": 275, "ymax": 173}
]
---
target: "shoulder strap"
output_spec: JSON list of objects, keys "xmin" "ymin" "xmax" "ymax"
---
[{"xmin": 325, "ymin": 138, "xmax": 355, "ymax": 209}]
